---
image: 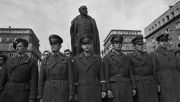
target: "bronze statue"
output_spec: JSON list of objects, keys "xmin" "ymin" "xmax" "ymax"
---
[{"xmin": 70, "ymin": 5, "xmax": 100, "ymax": 56}]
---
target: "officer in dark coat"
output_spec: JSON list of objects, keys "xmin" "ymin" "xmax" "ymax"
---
[
  {"xmin": 0, "ymin": 54, "xmax": 8, "ymax": 78},
  {"xmin": 128, "ymin": 36, "xmax": 159, "ymax": 102},
  {"xmin": 0, "ymin": 38, "xmax": 38, "ymax": 102},
  {"xmin": 103, "ymin": 34, "xmax": 136, "ymax": 102},
  {"xmin": 73, "ymin": 35, "xmax": 106, "ymax": 102},
  {"xmin": 151, "ymin": 34, "xmax": 180, "ymax": 102},
  {"xmin": 38, "ymin": 34, "xmax": 74, "ymax": 102}
]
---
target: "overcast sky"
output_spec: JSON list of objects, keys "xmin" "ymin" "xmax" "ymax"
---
[{"xmin": 0, "ymin": 0, "xmax": 179, "ymax": 52}]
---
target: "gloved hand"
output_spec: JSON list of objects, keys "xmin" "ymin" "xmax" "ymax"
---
[
  {"xmin": 69, "ymin": 95, "xmax": 73, "ymax": 102},
  {"xmin": 101, "ymin": 91, "xmax": 106, "ymax": 98},
  {"xmin": 74, "ymin": 94, "xmax": 78, "ymax": 102},
  {"xmin": 107, "ymin": 90, "xmax": 113, "ymax": 99}
]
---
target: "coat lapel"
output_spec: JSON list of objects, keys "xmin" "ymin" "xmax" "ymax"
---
[
  {"xmin": 48, "ymin": 52, "xmax": 64, "ymax": 71},
  {"xmin": 86, "ymin": 53, "xmax": 99, "ymax": 72},
  {"xmin": 131, "ymin": 51, "xmax": 150, "ymax": 65},
  {"xmin": 78, "ymin": 52, "xmax": 98, "ymax": 72},
  {"xmin": 9, "ymin": 55, "xmax": 31, "ymax": 73},
  {"xmin": 110, "ymin": 51, "xmax": 124, "ymax": 68}
]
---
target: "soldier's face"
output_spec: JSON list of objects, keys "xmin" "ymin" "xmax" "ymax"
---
[
  {"xmin": 16, "ymin": 42, "xmax": 27, "ymax": 54},
  {"xmin": 64, "ymin": 51, "xmax": 71, "ymax": 57},
  {"xmin": 113, "ymin": 42, "xmax": 122, "ymax": 51},
  {"xmin": 134, "ymin": 43, "xmax": 144, "ymax": 51},
  {"xmin": 81, "ymin": 42, "xmax": 92, "ymax": 52},
  {"xmin": 159, "ymin": 41, "xmax": 168, "ymax": 48},
  {"xmin": 50, "ymin": 42, "xmax": 61, "ymax": 52},
  {"xmin": 42, "ymin": 51, "xmax": 50, "ymax": 59},
  {"xmin": 0, "ymin": 57, "xmax": 4, "ymax": 66}
]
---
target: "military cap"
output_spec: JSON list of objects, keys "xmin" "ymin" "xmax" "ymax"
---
[
  {"xmin": 80, "ymin": 34, "xmax": 92, "ymax": 45},
  {"xmin": 13, "ymin": 38, "xmax": 29, "ymax": 49},
  {"xmin": 111, "ymin": 34, "xmax": 123, "ymax": 43},
  {"xmin": 49, "ymin": 34, "xmax": 63, "ymax": 45},
  {"xmin": 0, "ymin": 54, "xmax": 8, "ymax": 62},
  {"xmin": 156, "ymin": 34, "xmax": 169, "ymax": 42},
  {"xmin": 131, "ymin": 35, "xmax": 144, "ymax": 45},
  {"xmin": 64, "ymin": 49, "xmax": 71, "ymax": 52}
]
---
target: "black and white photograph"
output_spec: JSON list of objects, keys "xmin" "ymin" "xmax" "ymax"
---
[{"xmin": 0, "ymin": 0, "xmax": 180, "ymax": 102}]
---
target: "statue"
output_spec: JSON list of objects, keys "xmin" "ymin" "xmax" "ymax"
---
[{"xmin": 70, "ymin": 5, "xmax": 100, "ymax": 56}]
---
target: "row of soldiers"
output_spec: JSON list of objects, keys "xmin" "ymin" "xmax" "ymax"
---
[{"xmin": 0, "ymin": 33, "xmax": 180, "ymax": 102}]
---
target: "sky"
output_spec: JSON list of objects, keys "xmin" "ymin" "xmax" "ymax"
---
[{"xmin": 0, "ymin": 0, "xmax": 179, "ymax": 52}]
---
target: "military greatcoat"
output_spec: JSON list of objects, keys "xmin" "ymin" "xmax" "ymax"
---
[
  {"xmin": 73, "ymin": 52, "xmax": 106, "ymax": 102},
  {"xmin": 151, "ymin": 47, "xmax": 180, "ymax": 102},
  {"xmin": 0, "ymin": 54, "xmax": 38, "ymax": 102},
  {"xmin": 103, "ymin": 51, "xmax": 135, "ymax": 102},
  {"xmin": 38, "ymin": 52, "xmax": 74, "ymax": 102},
  {"xmin": 128, "ymin": 51, "xmax": 159, "ymax": 102}
]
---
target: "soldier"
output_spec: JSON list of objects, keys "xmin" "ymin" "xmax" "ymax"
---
[
  {"xmin": 38, "ymin": 34, "xmax": 74, "ymax": 102},
  {"xmin": 70, "ymin": 5, "xmax": 100, "ymax": 56},
  {"xmin": 0, "ymin": 38, "xmax": 38, "ymax": 102},
  {"xmin": 73, "ymin": 35, "xmax": 106, "ymax": 102},
  {"xmin": 128, "ymin": 36, "xmax": 159, "ymax": 102},
  {"xmin": 0, "ymin": 54, "xmax": 8, "ymax": 79},
  {"xmin": 151, "ymin": 34, "xmax": 180, "ymax": 102},
  {"xmin": 103, "ymin": 34, "xmax": 136, "ymax": 102},
  {"xmin": 38, "ymin": 50, "xmax": 51, "ymax": 73},
  {"xmin": 64, "ymin": 49, "xmax": 72, "ymax": 57}
]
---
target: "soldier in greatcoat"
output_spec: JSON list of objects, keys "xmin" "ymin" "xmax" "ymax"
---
[
  {"xmin": 128, "ymin": 36, "xmax": 159, "ymax": 102},
  {"xmin": 103, "ymin": 34, "xmax": 136, "ymax": 102},
  {"xmin": 73, "ymin": 35, "xmax": 106, "ymax": 102},
  {"xmin": 151, "ymin": 34, "xmax": 180, "ymax": 102},
  {"xmin": 0, "ymin": 38, "xmax": 38, "ymax": 102},
  {"xmin": 38, "ymin": 34, "xmax": 74, "ymax": 102},
  {"xmin": 0, "ymin": 54, "xmax": 8, "ymax": 79}
]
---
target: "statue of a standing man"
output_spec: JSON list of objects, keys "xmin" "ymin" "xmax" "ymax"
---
[{"xmin": 70, "ymin": 5, "xmax": 100, "ymax": 56}]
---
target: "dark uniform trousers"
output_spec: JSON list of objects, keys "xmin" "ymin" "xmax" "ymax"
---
[
  {"xmin": 103, "ymin": 51, "xmax": 135, "ymax": 102},
  {"xmin": 0, "ymin": 55, "xmax": 38, "ymax": 102}
]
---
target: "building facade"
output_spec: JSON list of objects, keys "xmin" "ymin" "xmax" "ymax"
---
[
  {"xmin": 0, "ymin": 27, "xmax": 41, "ymax": 60},
  {"xmin": 144, "ymin": 1, "xmax": 180, "ymax": 52},
  {"xmin": 102, "ymin": 29, "xmax": 142, "ymax": 57}
]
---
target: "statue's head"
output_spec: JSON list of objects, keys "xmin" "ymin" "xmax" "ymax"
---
[{"xmin": 79, "ymin": 5, "xmax": 88, "ymax": 16}]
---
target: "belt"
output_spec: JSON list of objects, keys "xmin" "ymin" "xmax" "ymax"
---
[
  {"xmin": 46, "ymin": 74, "xmax": 67, "ymax": 80},
  {"xmin": 135, "ymin": 75, "xmax": 154, "ymax": 82},
  {"xmin": 8, "ymin": 76, "xmax": 29, "ymax": 83}
]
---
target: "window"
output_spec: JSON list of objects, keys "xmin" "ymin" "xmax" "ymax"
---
[
  {"xmin": 176, "ymin": 8, "xmax": 179, "ymax": 15},
  {"xmin": 7, "ymin": 37, "xmax": 10, "ymax": 42},
  {"xmin": 155, "ymin": 24, "xmax": 157, "ymax": 29},
  {"xmin": 171, "ymin": 12, "xmax": 175, "ymax": 18},
  {"xmin": 166, "ymin": 15, "xmax": 170, "ymax": 21},
  {"xmin": 0, "ymin": 37, "xmax": 2, "ymax": 42},
  {"xmin": 162, "ymin": 19, "xmax": 165, "ymax": 24},
  {"xmin": 158, "ymin": 21, "xmax": 161, "ymax": 26},
  {"xmin": 165, "ymin": 28, "xmax": 169, "ymax": 34},
  {"xmin": 152, "ymin": 26, "xmax": 154, "ymax": 31},
  {"xmin": 13, "ymin": 37, "xmax": 17, "ymax": 41},
  {"xmin": 10, "ymin": 53, "xmax": 13, "ymax": 58},
  {"xmin": 176, "ymin": 22, "xmax": 180, "ymax": 29}
]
